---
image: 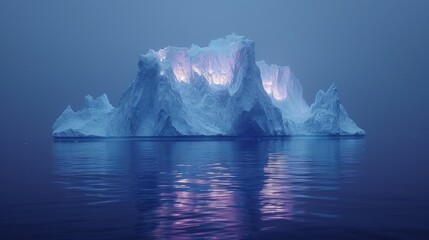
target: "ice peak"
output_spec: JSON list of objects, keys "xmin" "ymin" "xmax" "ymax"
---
[
  {"xmin": 84, "ymin": 94, "xmax": 113, "ymax": 110},
  {"xmin": 64, "ymin": 105, "xmax": 74, "ymax": 113},
  {"xmin": 206, "ymin": 33, "xmax": 254, "ymax": 52},
  {"xmin": 319, "ymin": 83, "xmax": 339, "ymax": 101},
  {"xmin": 312, "ymin": 84, "xmax": 341, "ymax": 114},
  {"xmin": 327, "ymin": 83, "xmax": 338, "ymax": 92}
]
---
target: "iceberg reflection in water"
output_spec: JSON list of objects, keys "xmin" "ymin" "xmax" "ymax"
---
[{"xmin": 52, "ymin": 137, "xmax": 365, "ymax": 239}]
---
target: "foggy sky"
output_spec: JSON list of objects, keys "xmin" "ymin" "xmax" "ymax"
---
[{"xmin": 1, "ymin": 0, "xmax": 428, "ymax": 140}]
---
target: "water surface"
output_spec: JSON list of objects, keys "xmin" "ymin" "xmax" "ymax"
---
[{"xmin": 0, "ymin": 137, "xmax": 428, "ymax": 239}]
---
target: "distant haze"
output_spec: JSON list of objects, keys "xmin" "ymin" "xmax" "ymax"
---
[{"xmin": 1, "ymin": 0, "xmax": 428, "ymax": 140}]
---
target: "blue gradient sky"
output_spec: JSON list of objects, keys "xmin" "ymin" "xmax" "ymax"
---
[{"xmin": 0, "ymin": 0, "xmax": 428, "ymax": 139}]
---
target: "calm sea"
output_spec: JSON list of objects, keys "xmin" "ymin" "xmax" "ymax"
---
[{"xmin": 0, "ymin": 136, "xmax": 428, "ymax": 239}]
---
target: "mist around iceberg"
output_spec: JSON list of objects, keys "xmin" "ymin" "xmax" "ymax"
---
[{"xmin": 53, "ymin": 34, "xmax": 364, "ymax": 137}]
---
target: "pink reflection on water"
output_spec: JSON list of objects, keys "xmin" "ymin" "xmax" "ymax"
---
[
  {"xmin": 259, "ymin": 154, "xmax": 294, "ymax": 221},
  {"xmin": 152, "ymin": 163, "xmax": 242, "ymax": 239}
]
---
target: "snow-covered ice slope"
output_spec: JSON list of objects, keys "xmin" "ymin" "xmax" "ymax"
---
[
  {"xmin": 303, "ymin": 84, "xmax": 365, "ymax": 135},
  {"xmin": 53, "ymin": 34, "xmax": 364, "ymax": 137},
  {"xmin": 53, "ymin": 94, "xmax": 115, "ymax": 137}
]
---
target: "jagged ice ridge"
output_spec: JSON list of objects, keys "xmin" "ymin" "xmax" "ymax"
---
[{"xmin": 53, "ymin": 34, "xmax": 365, "ymax": 137}]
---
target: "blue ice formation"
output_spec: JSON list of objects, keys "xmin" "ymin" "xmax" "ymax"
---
[{"xmin": 53, "ymin": 34, "xmax": 365, "ymax": 137}]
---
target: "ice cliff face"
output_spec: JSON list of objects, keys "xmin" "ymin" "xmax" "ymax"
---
[{"xmin": 53, "ymin": 34, "xmax": 364, "ymax": 137}]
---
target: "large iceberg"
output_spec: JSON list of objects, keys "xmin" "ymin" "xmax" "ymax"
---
[{"xmin": 53, "ymin": 34, "xmax": 364, "ymax": 137}]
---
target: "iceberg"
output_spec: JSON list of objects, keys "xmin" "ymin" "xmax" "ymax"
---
[{"xmin": 53, "ymin": 34, "xmax": 364, "ymax": 137}]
